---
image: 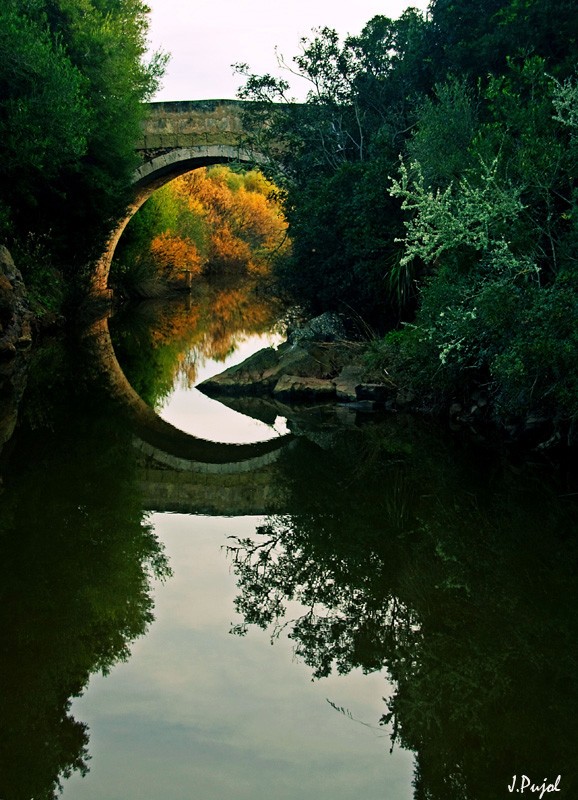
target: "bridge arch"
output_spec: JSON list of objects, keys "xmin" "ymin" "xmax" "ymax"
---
[
  {"xmin": 92, "ymin": 142, "xmax": 266, "ymax": 294},
  {"xmin": 87, "ymin": 103, "xmax": 292, "ymax": 469}
]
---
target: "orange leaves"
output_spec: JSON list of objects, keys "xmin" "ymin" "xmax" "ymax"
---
[
  {"xmin": 138, "ymin": 277, "xmax": 282, "ymax": 391},
  {"xmin": 141, "ymin": 165, "xmax": 290, "ymax": 285},
  {"xmin": 169, "ymin": 166, "xmax": 289, "ymax": 276},
  {"xmin": 149, "ymin": 233, "xmax": 204, "ymax": 280}
]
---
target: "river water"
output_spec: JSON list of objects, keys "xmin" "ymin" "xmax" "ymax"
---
[{"xmin": 1, "ymin": 286, "xmax": 577, "ymax": 800}]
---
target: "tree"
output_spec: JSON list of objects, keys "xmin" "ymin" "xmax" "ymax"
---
[
  {"xmin": 0, "ymin": 0, "xmax": 166, "ymax": 300},
  {"xmin": 429, "ymin": 0, "xmax": 578, "ymax": 79},
  {"xmin": 112, "ymin": 166, "xmax": 289, "ymax": 295},
  {"xmin": 380, "ymin": 57, "xmax": 578, "ymax": 426},
  {"xmin": 235, "ymin": 12, "xmax": 431, "ymax": 325},
  {"xmin": 0, "ymin": 1, "xmax": 90, "ymax": 232}
]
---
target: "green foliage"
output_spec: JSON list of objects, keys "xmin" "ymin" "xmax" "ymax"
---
[
  {"xmin": 274, "ymin": 160, "xmax": 403, "ymax": 322},
  {"xmin": 236, "ymin": 2, "xmax": 578, "ymax": 430},
  {"xmin": 378, "ymin": 54, "xmax": 578, "ymax": 428},
  {"xmin": 429, "ymin": 0, "xmax": 578, "ymax": 78},
  {"xmin": 0, "ymin": 0, "xmax": 90, "ymax": 235},
  {"xmin": 0, "ymin": 0, "xmax": 166, "ymax": 299},
  {"xmin": 10, "ymin": 233, "xmax": 66, "ymax": 314},
  {"xmin": 236, "ymin": 12, "xmax": 430, "ymax": 325},
  {"xmin": 390, "ymin": 160, "xmax": 524, "ymax": 268},
  {"xmin": 406, "ymin": 78, "xmax": 479, "ymax": 189},
  {"xmin": 372, "ymin": 252, "xmax": 578, "ymax": 423},
  {"xmin": 112, "ymin": 185, "xmax": 207, "ymax": 292}
]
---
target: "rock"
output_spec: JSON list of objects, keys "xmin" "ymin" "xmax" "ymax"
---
[
  {"xmin": 393, "ymin": 387, "xmax": 415, "ymax": 406},
  {"xmin": 273, "ymin": 374, "xmax": 336, "ymax": 400},
  {"xmin": 198, "ymin": 340, "xmax": 359, "ymax": 398},
  {"xmin": 333, "ymin": 364, "xmax": 365, "ymax": 401},
  {"xmin": 0, "ymin": 246, "xmax": 33, "ymax": 353},
  {"xmin": 0, "ymin": 248, "xmax": 31, "ymax": 461},
  {"xmin": 199, "ymin": 347, "xmax": 281, "ymax": 395},
  {"xmin": 0, "ymin": 246, "xmax": 16, "ymax": 278},
  {"xmin": 358, "ymin": 383, "xmax": 394, "ymax": 402},
  {"xmin": 0, "ymin": 274, "xmax": 14, "ymax": 314},
  {"xmin": 0, "ymin": 340, "xmax": 16, "ymax": 360},
  {"xmin": 16, "ymin": 318, "xmax": 33, "ymax": 350},
  {"xmin": 287, "ymin": 312, "xmax": 347, "ymax": 344},
  {"xmin": 346, "ymin": 400, "xmax": 376, "ymax": 412}
]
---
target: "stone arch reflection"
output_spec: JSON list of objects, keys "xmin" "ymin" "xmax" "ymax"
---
[{"xmin": 88, "ymin": 314, "xmax": 292, "ymax": 467}]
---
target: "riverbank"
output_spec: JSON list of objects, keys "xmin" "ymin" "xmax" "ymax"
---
[{"xmin": 198, "ymin": 312, "xmax": 575, "ymax": 454}]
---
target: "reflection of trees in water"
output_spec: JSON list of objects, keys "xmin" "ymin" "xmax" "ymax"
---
[
  {"xmin": 110, "ymin": 277, "xmax": 283, "ymax": 408},
  {"xmin": 0, "ymin": 341, "xmax": 170, "ymax": 800},
  {"xmin": 227, "ymin": 418, "xmax": 578, "ymax": 799}
]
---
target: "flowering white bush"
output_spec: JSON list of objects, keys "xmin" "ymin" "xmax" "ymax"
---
[{"xmin": 389, "ymin": 158, "xmax": 524, "ymax": 268}]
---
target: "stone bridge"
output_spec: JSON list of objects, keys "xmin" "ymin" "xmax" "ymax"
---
[
  {"xmin": 86, "ymin": 101, "xmax": 296, "ymax": 506},
  {"xmin": 92, "ymin": 99, "xmax": 270, "ymax": 294}
]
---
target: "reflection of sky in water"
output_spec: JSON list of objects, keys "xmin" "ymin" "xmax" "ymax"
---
[
  {"xmin": 66, "ymin": 515, "xmax": 413, "ymax": 800},
  {"xmin": 159, "ymin": 332, "xmax": 289, "ymax": 443}
]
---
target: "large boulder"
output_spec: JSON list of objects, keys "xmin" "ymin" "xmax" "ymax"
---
[
  {"xmin": 0, "ymin": 247, "xmax": 31, "ymax": 459},
  {"xmin": 199, "ymin": 339, "xmax": 362, "ymax": 398},
  {"xmin": 287, "ymin": 311, "xmax": 347, "ymax": 344},
  {"xmin": 273, "ymin": 374, "xmax": 336, "ymax": 400}
]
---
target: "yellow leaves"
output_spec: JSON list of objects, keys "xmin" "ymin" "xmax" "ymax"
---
[
  {"xmin": 158, "ymin": 166, "xmax": 289, "ymax": 277},
  {"xmin": 149, "ymin": 233, "xmax": 204, "ymax": 279},
  {"xmin": 141, "ymin": 278, "xmax": 282, "ymax": 389}
]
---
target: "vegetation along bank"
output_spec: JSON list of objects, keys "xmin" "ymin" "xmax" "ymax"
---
[{"xmin": 231, "ymin": 0, "xmax": 578, "ymax": 449}]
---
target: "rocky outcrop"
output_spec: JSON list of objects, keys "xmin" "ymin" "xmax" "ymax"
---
[
  {"xmin": 0, "ymin": 247, "xmax": 32, "ymax": 458},
  {"xmin": 197, "ymin": 314, "xmax": 396, "ymax": 406},
  {"xmin": 0, "ymin": 246, "xmax": 33, "ymax": 359},
  {"xmin": 198, "ymin": 334, "xmax": 371, "ymax": 402},
  {"xmin": 286, "ymin": 311, "xmax": 347, "ymax": 344}
]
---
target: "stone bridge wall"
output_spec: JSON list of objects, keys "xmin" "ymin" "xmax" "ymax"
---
[{"xmin": 136, "ymin": 100, "xmax": 248, "ymax": 155}]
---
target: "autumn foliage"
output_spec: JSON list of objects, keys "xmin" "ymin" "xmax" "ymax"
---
[{"xmin": 113, "ymin": 165, "xmax": 289, "ymax": 293}]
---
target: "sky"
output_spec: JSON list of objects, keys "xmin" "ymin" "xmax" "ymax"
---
[{"xmin": 146, "ymin": 0, "xmax": 430, "ymax": 102}]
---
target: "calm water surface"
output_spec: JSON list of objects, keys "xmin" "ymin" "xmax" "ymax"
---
[
  {"xmin": 1, "ymin": 289, "xmax": 577, "ymax": 800},
  {"xmin": 67, "ymin": 300, "xmax": 410, "ymax": 798}
]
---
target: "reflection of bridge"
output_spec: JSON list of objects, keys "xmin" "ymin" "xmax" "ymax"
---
[
  {"xmin": 87, "ymin": 316, "xmax": 293, "ymax": 515},
  {"xmin": 92, "ymin": 100, "xmax": 271, "ymax": 295},
  {"xmin": 137, "ymin": 466, "xmax": 284, "ymax": 516},
  {"xmin": 87, "ymin": 101, "xmax": 296, "ymax": 514}
]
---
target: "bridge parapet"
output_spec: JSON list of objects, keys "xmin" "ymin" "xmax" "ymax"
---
[{"xmin": 137, "ymin": 99, "xmax": 248, "ymax": 153}]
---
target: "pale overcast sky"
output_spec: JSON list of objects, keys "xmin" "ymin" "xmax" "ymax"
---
[{"xmin": 146, "ymin": 0, "xmax": 430, "ymax": 102}]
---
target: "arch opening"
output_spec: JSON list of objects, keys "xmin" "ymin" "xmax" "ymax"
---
[
  {"xmin": 92, "ymin": 144, "xmax": 266, "ymax": 294},
  {"xmin": 88, "ymin": 143, "xmax": 292, "ymax": 466}
]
